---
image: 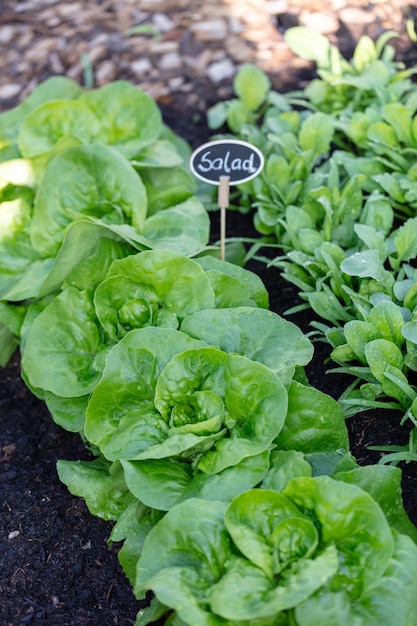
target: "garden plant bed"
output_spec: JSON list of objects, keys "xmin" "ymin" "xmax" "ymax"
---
[
  {"xmin": 2, "ymin": 203, "xmax": 417, "ymax": 625},
  {"xmin": 3, "ymin": 2, "xmax": 417, "ymax": 625}
]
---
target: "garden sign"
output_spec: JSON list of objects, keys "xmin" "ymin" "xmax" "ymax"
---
[{"xmin": 190, "ymin": 139, "xmax": 264, "ymax": 260}]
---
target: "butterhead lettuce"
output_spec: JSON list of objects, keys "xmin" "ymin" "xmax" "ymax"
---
[
  {"xmin": 134, "ymin": 478, "xmax": 417, "ymax": 626},
  {"xmin": 20, "ymin": 250, "xmax": 271, "ymax": 432},
  {"xmin": 85, "ymin": 327, "xmax": 288, "ymax": 470}
]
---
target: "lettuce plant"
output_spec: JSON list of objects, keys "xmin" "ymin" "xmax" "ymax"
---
[
  {"xmin": 19, "ymin": 249, "xmax": 269, "ymax": 432},
  {"xmin": 0, "ymin": 77, "xmax": 211, "ymax": 366},
  {"xmin": 0, "ymin": 142, "xmax": 208, "ymax": 302},
  {"xmin": 30, "ymin": 143, "xmax": 148, "ymax": 257},
  {"xmin": 0, "ymin": 76, "xmax": 84, "ymax": 162},
  {"xmin": 57, "ymin": 316, "xmax": 354, "ymax": 601},
  {"xmin": 83, "ymin": 326, "xmax": 288, "ymax": 466},
  {"xmin": 59, "ymin": 377, "xmax": 351, "ymax": 517},
  {"xmin": 133, "ymin": 477, "xmax": 417, "ymax": 626},
  {"xmin": 1, "ymin": 77, "xmax": 164, "ymax": 161}
]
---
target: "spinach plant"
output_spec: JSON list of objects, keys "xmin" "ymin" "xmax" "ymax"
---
[{"xmin": 284, "ymin": 27, "xmax": 416, "ymax": 116}]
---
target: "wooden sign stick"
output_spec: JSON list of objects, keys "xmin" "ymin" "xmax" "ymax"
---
[{"xmin": 218, "ymin": 175, "xmax": 230, "ymax": 261}]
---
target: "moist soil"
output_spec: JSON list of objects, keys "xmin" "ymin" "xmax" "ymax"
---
[{"xmin": 3, "ymin": 49, "xmax": 417, "ymax": 626}]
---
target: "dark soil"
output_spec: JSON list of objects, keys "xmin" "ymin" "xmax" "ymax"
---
[
  {"xmin": 3, "ymin": 35, "xmax": 417, "ymax": 626},
  {"xmin": 0, "ymin": 354, "xmax": 147, "ymax": 625}
]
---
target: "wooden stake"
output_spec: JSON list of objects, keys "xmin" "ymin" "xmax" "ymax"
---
[{"xmin": 218, "ymin": 176, "xmax": 230, "ymax": 261}]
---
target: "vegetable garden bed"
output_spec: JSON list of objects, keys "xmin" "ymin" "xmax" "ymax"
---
[{"xmin": 3, "ymin": 25, "xmax": 417, "ymax": 626}]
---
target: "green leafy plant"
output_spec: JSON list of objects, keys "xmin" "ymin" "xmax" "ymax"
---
[
  {"xmin": 206, "ymin": 30, "xmax": 417, "ymax": 454},
  {"xmin": 0, "ymin": 78, "xmax": 210, "ymax": 366},
  {"xmin": 84, "ymin": 330, "xmax": 288, "ymax": 501},
  {"xmin": 19, "ymin": 249, "xmax": 270, "ymax": 432},
  {"xmin": 284, "ymin": 27, "xmax": 416, "ymax": 115},
  {"xmin": 133, "ymin": 476, "xmax": 417, "ymax": 625}
]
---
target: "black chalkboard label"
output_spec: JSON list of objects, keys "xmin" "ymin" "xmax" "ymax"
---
[{"xmin": 190, "ymin": 139, "xmax": 264, "ymax": 185}]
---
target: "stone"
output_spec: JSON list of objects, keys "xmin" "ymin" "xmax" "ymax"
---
[
  {"xmin": 17, "ymin": 29, "xmax": 34, "ymax": 49},
  {"xmin": 228, "ymin": 17, "xmax": 245, "ymax": 35},
  {"xmin": 265, "ymin": 0, "xmax": 289, "ymax": 13},
  {"xmin": 184, "ymin": 49, "xmax": 214, "ymax": 73},
  {"xmin": 95, "ymin": 60, "xmax": 117, "ymax": 85},
  {"xmin": 243, "ymin": 25, "xmax": 277, "ymax": 43},
  {"xmin": 0, "ymin": 26, "xmax": 15, "ymax": 44},
  {"xmin": 159, "ymin": 52, "xmax": 182, "ymax": 70},
  {"xmin": 49, "ymin": 51, "xmax": 65, "ymax": 74},
  {"xmin": 226, "ymin": 36, "xmax": 256, "ymax": 63},
  {"xmin": 140, "ymin": 0, "xmax": 188, "ymax": 10},
  {"xmin": 131, "ymin": 58, "xmax": 153, "ymax": 75},
  {"xmin": 168, "ymin": 76, "xmax": 184, "ymax": 90},
  {"xmin": 206, "ymin": 58, "xmax": 235, "ymax": 82},
  {"xmin": 148, "ymin": 40, "xmax": 179, "ymax": 54},
  {"xmin": 191, "ymin": 19, "xmax": 229, "ymax": 42},
  {"xmin": 58, "ymin": 2, "xmax": 83, "ymax": 17},
  {"xmin": 66, "ymin": 62, "xmax": 82, "ymax": 80},
  {"xmin": 86, "ymin": 45, "xmax": 107, "ymax": 64},
  {"xmin": 47, "ymin": 16, "xmax": 62, "ymax": 27},
  {"xmin": 0, "ymin": 83, "xmax": 23, "ymax": 100},
  {"xmin": 338, "ymin": 7, "xmax": 375, "ymax": 25},
  {"xmin": 301, "ymin": 11, "xmax": 339, "ymax": 34},
  {"xmin": 152, "ymin": 13, "xmax": 175, "ymax": 32}
]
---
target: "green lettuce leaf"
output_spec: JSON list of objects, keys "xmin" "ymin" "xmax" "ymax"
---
[
  {"xmin": 45, "ymin": 220, "xmax": 133, "ymax": 293},
  {"xmin": 211, "ymin": 477, "xmax": 394, "ymax": 621},
  {"xmin": 0, "ymin": 76, "xmax": 82, "ymax": 158},
  {"xmin": 30, "ymin": 144, "xmax": 147, "ymax": 256},
  {"xmin": 94, "ymin": 249, "xmax": 216, "ymax": 340},
  {"xmin": 80, "ymin": 81, "xmax": 163, "ymax": 158},
  {"xmin": 294, "ymin": 531, "xmax": 417, "ymax": 626},
  {"xmin": 84, "ymin": 327, "xmax": 208, "ymax": 450},
  {"xmin": 57, "ymin": 457, "xmax": 135, "ymax": 521},
  {"xmin": 141, "ymin": 197, "xmax": 209, "ymax": 255},
  {"xmin": 18, "ymin": 100, "xmax": 104, "ymax": 158},
  {"xmin": 196, "ymin": 255, "xmax": 269, "ymax": 308},
  {"xmin": 0, "ymin": 185, "xmax": 52, "ymax": 301},
  {"xmin": 211, "ymin": 547, "xmax": 338, "ymax": 620},
  {"xmin": 181, "ymin": 307, "xmax": 313, "ymax": 384},
  {"xmin": 86, "ymin": 334, "xmax": 287, "ymax": 472},
  {"xmin": 121, "ymin": 451, "xmax": 270, "ymax": 511},
  {"xmin": 274, "ymin": 380, "xmax": 349, "ymax": 453},
  {"xmin": 21, "ymin": 287, "xmax": 103, "ymax": 397},
  {"xmin": 135, "ymin": 498, "xmax": 231, "ymax": 625}
]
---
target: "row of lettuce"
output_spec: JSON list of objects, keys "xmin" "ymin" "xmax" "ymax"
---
[{"xmin": 1, "ymin": 34, "xmax": 417, "ymax": 625}]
